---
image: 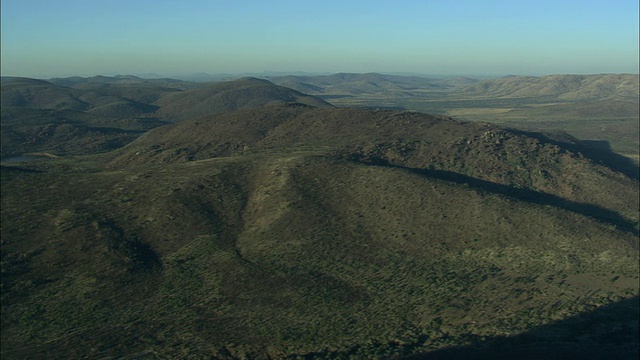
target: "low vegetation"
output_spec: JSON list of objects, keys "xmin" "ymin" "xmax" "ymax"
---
[{"xmin": 1, "ymin": 74, "xmax": 638, "ymax": 359}]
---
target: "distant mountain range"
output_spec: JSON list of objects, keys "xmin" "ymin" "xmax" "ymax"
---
[
  {"xmin": 457, "ymin": 74, "xmax": 639, "ymax": 101},
  {"xmin": 266, "ymin": 73, "xmax": 639, "ymax": 101},
  {"xmin": 268, "ymin": 72, "xmax": 478, "ymax": 95}
]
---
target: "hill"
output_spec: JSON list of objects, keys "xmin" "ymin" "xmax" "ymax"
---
[
  {"xmin": 152, "ymin": 77, "xmax": 332, "ymax": 122},
  {"xmin": 456, "ymin": 74, "xmax": 639, "ymax": 101},
  {"xmin": 0, "ymin": 77, "xmax": 330, "ymax": 158},
  {"xmin": 1, "ymin": 77, "xmax": 91, "ymax": 111},
  {"xmin": 107, "ymin": 106, "xmax": 638, "ymax": 225},
  {"xmin": 0, "ymin": 77, "xmax": 170, "ymax": 158},
  {"xmin": 2, "ymin": 106, "xmax": 637, "ymax": 358}
]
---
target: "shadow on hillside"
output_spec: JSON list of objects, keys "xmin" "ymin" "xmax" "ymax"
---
[
  {"xmin": 581, "ymin": 140, "xmax": 613, "ymax": 151},
  {"xmin": 0, "ymin": 164, "xmax": 43, "ymax": 174},
  {"xmin": 404, "ymin": 295, "xmax": 639, "ymax": 360},
  {"xmin": 415, "ymin": 167, "xmax": 637, "ymax": 234},
  {"xmin": 352, "ymin": 157, "xmax": 638, "ymax": 234},
  {"xmin": 350, "ymin": 146, "xmax": 638, "ymax": 234},
  {"xmin": 352, "ymin": 153, "xmax": 638, "ymax": 234},
  {"xmin": 510, "ymin": 130, "xmax": 639, "ymax": 181}
]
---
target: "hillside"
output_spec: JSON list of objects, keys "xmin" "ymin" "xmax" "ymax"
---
[
  {"xmin": 1, "ymin": 77, "xmax": 91, "ymax": 111},
  {"xmin": 0, "ymin": 77, "xmax": 330, "ymax": 158},
  {"xmin": 2, "ymin": 105, "xmax": 638, "ymax": 357},
  {"xmin": 456, "ymin": 74, "xmax": 639, "ymax": 101},
  {"xmin": 0, "ymin": 76, "xmax": 179, "ymax": 158},
  {"xmin": 152, "ymin": 77, "xmax": 332, "ymax": 122},
  {"xmin": 107, "ymin": 106, "xmax": 638, "ymax": 226},
  {"xmin": 2, "ymin": 161, "xmax": 637, "ymax": 358}
]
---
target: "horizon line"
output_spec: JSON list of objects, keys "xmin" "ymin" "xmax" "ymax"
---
[{"xmin": 3, "ymin": 71, "xmax": 640, "ymax": 81}]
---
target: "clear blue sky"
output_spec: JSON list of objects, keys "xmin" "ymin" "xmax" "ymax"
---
[{"xmin": 2, "ymin": 0, "xmax": 638, "ymax": 78}]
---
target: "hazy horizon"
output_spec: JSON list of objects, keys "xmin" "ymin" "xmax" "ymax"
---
[{"xmin": 2, "ymin": 0, "xmax": 639, "ymax": 79}]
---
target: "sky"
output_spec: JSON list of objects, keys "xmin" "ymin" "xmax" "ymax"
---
[{"xmin": 1, "ymin": 0, "xmax": 639, "ymax": 78}]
